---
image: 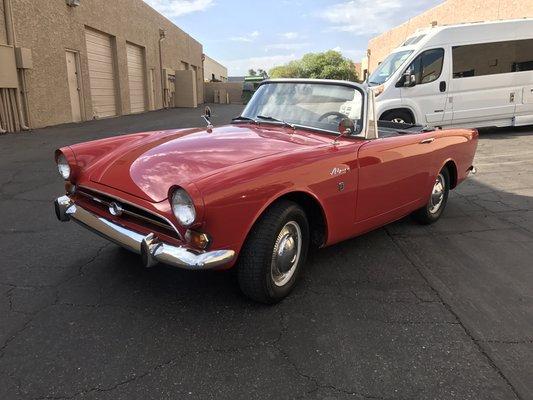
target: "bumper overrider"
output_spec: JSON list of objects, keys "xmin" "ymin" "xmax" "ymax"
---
[{"xmin": 54, "ymin": 195, "xmax": 235, "ymax": 270}]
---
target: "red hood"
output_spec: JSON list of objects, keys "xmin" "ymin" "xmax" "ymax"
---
[{"xmin": 88, "ymin": 125, "xmax": 328, "ymax": 202}]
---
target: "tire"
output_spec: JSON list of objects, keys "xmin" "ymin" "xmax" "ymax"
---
[
  {"xmin": 412, "ymin": 168, "xmax": 450, "ymax": 225},
  {"xmin": 381, "ymin": 110, "xmax": 414, "ymax": 124},
  {"xmin": 237, "ymin": 200, "xmax": 309, "ymax": 304}
]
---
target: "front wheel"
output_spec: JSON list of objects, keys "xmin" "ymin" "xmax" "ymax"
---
[
  {"xmin": 381, "ymin": 110, "xmax": 414, "ymax": 124},
  {"xmin": 412, "ymin": 169, "xmax": 450, "ymax": 224},
  {"xmin": 237, "ymin": 200, "xmax": 309, "ymax": 304}
]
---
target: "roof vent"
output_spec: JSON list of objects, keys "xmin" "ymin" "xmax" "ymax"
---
[{"xmin": 66, "ymin": 0, "xmax": 80, "ymax": 7}]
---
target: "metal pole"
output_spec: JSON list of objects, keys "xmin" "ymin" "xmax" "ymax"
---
[
  {"xmin": 3, "ymin": 0, "xmax": 29, "ymax": 130},
  {"xmin": 158, "ymin": 29, "xmax": 166, "ymax": 108}
]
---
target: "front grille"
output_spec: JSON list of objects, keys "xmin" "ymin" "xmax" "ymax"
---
[{"xmin": 76, "ymin": 187, "xmax": 178, "ymax": 237}]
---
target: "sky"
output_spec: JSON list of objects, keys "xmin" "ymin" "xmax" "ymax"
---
[{"xmin": 143, "ymin": 0, "xmax": 443, "ymax": 76}]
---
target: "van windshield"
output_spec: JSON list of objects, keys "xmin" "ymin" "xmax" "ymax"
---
[{"xmin": 368, "ymin": 50, "xmax": 413, "ymax": 86}]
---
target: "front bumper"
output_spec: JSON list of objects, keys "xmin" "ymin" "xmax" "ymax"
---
[{"xmin": 54, "ymin": 195, "xmax": 235, "ymax": 270}]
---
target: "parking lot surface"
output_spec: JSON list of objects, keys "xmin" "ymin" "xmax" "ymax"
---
[{"xmin": 0, "ymin": 106, "xmax": 532, "ymax": 399}]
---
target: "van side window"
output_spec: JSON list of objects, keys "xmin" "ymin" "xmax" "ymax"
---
[
  {"xmin": 407, "ymin": 48, "xmax": 444, "ymax": 85},
  {"xmin": 453, "ymin": 39, "xmax": 533, "ymax": 78}
]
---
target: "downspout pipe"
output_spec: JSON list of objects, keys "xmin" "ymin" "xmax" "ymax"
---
[
  {"xmin": 3, "ymin": 0, "xmax": 14, "ymax": 44},
  {"xmin": 158, "ymin": 29, "xmax": 166, "ymax": 108},
  {"xmin": 3, "ymin": 0, "xmax": 30, "ymax": 130}
]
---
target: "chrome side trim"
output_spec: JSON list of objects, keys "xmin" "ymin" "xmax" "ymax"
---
[
  {"xmin": 77, "ymin": 186, "xmax": 183, "ymax": 239},
  {"xmin": 54, "ymin": 195, "xmax": 235, "ymax": 270}
]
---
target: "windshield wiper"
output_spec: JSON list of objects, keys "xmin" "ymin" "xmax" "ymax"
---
[
  {"xmin": 231, "ymin": 116, "xmax": 258, "ymax": 124},
  {"xmin": 256, "ymin": 115, "xmax": 295, "ymax": 129}
]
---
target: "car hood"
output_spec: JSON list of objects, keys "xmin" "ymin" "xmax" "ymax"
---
[{"xmin": 89, "ymin": 124, "xmax": 328, "ymax": 202}]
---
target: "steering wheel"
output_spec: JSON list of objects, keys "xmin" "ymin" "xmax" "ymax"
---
[{"xmin": 318, "ymin": 111, "xmax": 347, "ymax": 122}]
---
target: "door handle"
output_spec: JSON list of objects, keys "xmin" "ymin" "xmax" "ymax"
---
[
  {"xmin": 420, "ymin": 137, "xmax": 435, "ymax": 144},
  {"xmin": 439, "ymin": 81, "xmax": 446, "ymax": 92}
]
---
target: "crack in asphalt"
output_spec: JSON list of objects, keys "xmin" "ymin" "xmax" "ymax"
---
[
  {"xmin": 29, "ymin": 343, "xmax": 283, "ymax": 400},
  {"xmin": 475, "ymin": 339, "xmax": 533, "ymax": 345},
  {"xmin": 384, "ymin": 228, "xmax": 523, "ymax": 400},
  {"xmin": 270, "ymin": 310, "xmax": 400, "ymax": 400},
  {"xmin": 454, "ymin": 191, "xmax": 533, "ymax": 235},
  {"xmin": 0, "ymin": 243, "xmax": 110, "ymax": 361}
]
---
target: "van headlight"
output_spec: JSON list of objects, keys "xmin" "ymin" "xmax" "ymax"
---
[
  {"xmin": 56, "ymin": 153, "xmax": 71, "ymax": 180},
  {"xmin": 171, "ymin": 188, "xmax": 196, "ymax": 227}
]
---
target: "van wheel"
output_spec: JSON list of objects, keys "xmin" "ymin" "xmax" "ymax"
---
[
  {"xmin": 237, "ymin": 200, "xmax": 309, "ymax": 304},
  {"xmin": 382, "ymin": 110, "xmax": 414, "ymax": 124},
  {"xmin": 412, "ymin": 168, "xmax": 450, "ymax": 224}
]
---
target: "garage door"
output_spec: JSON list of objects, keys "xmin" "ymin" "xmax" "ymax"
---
[
  {"xmin": 85, "ymin": 29, "xmax": 117, "ymax": 118},
  {"xmin": 126, "ymin": 43, "xmax": 146, "ymax": 113}
]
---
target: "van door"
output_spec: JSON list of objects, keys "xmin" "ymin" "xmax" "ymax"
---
[
  {"xmin": 512, "ymin": 38, "xmax": 533, "ymax": 125},
  {"xmin": 449, "ymin": 41, "xmax": 519, "ymax": 127},
  {"xmin": 400, "ymin": 48, "xmax": 450, "ymax": 125}
]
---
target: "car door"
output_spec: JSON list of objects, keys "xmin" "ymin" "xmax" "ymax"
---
[
  {"xmin": 400, "ymin": 48, "xmax": 451, "ymax": 125},
  {"xmin": 355, "ymin": 132, "xmax": 437, "ymax": 224}
]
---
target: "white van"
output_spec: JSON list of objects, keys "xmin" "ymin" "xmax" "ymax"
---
[{"xmin": 368, "ymin": 19, "xmax": 533, "ymax": 128}]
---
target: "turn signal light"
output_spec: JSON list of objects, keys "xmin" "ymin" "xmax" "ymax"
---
[
  {"xmin": 185, "ymin": 229, "xmax": 210, "ymax": 250},
  {"xmin": 65, "ymin": 181, "xmax": 76, "ymax": 194}
]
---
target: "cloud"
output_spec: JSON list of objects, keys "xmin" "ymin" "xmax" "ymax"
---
[
  {"xmin": 280, "ymin": 32, "xmax": 300, "ymax": 40},
  {"xmin": 230, "ymin": 30, "xmax": 260, "ymax": 42},
  {"xmin": 143, "ymin": 0, "xmax": 214, "ymax": 17},
  {"xmin": 265, "ymin": 42, "xmax": 310, "ymax": 51},
  {"xmin": 319, "ymin": 0, "xmax": 434, "ymax": 35},
  {"xmin": 222, "ymin": 54, "xmax": 298, "ymax": 75},
  {"xmin": 330, "ymin": 47, "xmax": 365, "ymax": 61}
]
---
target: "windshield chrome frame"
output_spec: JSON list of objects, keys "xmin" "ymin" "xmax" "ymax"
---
[{"xmin": 251, "ymin": 79, "xmax": 369, "ymax": 139}]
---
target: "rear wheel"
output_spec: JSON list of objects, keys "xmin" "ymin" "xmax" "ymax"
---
[
  {"xmin": 237, "ymin": 200, "xmax": 309, "ymax": 304},
  {"xmin": 381, "ymin": 110, "xmax": 414, "ymax": 124},
  {"xmin": 412, "ymin": 168, "xmax": 450, "ymax": 224}
]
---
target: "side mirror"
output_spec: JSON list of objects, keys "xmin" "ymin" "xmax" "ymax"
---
[
  {"xmin": 338, "ymin": 117, "xmax": 355, "ymax": 136},
  {"xmin": 204, "ymin": 106, "xmax": 212, "ymax": 121},
  {"xmin": 202, "ymin": 106, "xmax": 213, "ymax": 131},
  {"xmin": 396, "ymin": 71, "xmax": 417, "ymax": 88}
]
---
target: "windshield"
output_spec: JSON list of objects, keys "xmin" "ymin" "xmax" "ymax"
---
[
  {"xmin": 368, "ymin": 50, "xmax": 413, "ymax": 85},
  {"xmin": 240, "ymin": 82, "xmax": 363, "ymax": 135}
]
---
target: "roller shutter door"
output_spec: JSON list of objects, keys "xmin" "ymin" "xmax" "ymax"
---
[
  {"xmin": 85, "ymin": 29, "xmax": 117, "ymax": 118},
  {"xmin": 126, "ymin": 43, "xmax": 146, "ymax": 113}
]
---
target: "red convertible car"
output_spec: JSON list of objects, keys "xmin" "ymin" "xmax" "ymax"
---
[{"xmin": 54, "ymin": 79, "xmax": 478, "ymax": 303}]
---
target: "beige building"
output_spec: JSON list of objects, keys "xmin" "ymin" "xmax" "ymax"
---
[
  {"xmin": 363, "ymin": 0, "xmax": 533, "ymax": 75},
  {"xmin": 0, "ymin": 0, "xmax": 205, "ymax": 132},
  {"xmin": 203, "ymin": 55, "xmax": 228, "ymax": 82}
]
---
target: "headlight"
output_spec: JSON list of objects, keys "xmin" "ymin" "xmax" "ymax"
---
[
  {"xmin": 171, "ymin": 188, "xmax": 196, "ymax": 227},
  {"xmin": 57, "ymin": 153, "xmax": 71, "ymax": 180}
]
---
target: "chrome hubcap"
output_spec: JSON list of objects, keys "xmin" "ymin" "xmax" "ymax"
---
[
  {"xmin": 391, "ymin": 117, "xmax": 405, "ymax": 123},
  {"xmin": 429, "ymin": 173, "xmax": 445, "ymax": 214},
  {"xmin": 271, "ymin": 221, "xmax": 302, "ymax": 287}
]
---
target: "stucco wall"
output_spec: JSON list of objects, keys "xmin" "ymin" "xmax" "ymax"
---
[
  {"xmin": 204, "ymin": 82, "xmax": 243, "ymax": 104},
  {"xmin": 367, "ymin": 0, "xmax": 533, "ymax": 72},
  {"xmin": 204, "ymin": 55, "xmax": 228, "ymax": 82},
  {"xmin": 8, "ymin": 0, "xmax": 204, "ymax": 128}
]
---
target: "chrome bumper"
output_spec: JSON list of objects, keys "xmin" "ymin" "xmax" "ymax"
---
[{"xmin": 54, "ymin": 195, "xmax": 235, "ymax": 270}]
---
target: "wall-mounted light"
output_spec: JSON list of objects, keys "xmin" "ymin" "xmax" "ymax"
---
[{"xmin": 66, "ymin": 0, "xmax": 80, "ymax": 7}]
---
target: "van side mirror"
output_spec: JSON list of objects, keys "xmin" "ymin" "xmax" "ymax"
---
[{"xmin": 396, "ymin": 71, "xmax": 417, "ymax": 88}]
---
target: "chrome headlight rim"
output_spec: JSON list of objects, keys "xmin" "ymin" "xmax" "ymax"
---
[
  {"xmin": 170, "ymin": 188, "xmax": 197, "ymax": 227},
  {"xmin": 56, "ymin": 153, "xmax": 71, "ymax": 180}
]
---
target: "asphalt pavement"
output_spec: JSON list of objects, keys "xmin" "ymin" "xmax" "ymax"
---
[{"xmin": 0, "ymin": 106, "xmax": 532, "ymax": 399}]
